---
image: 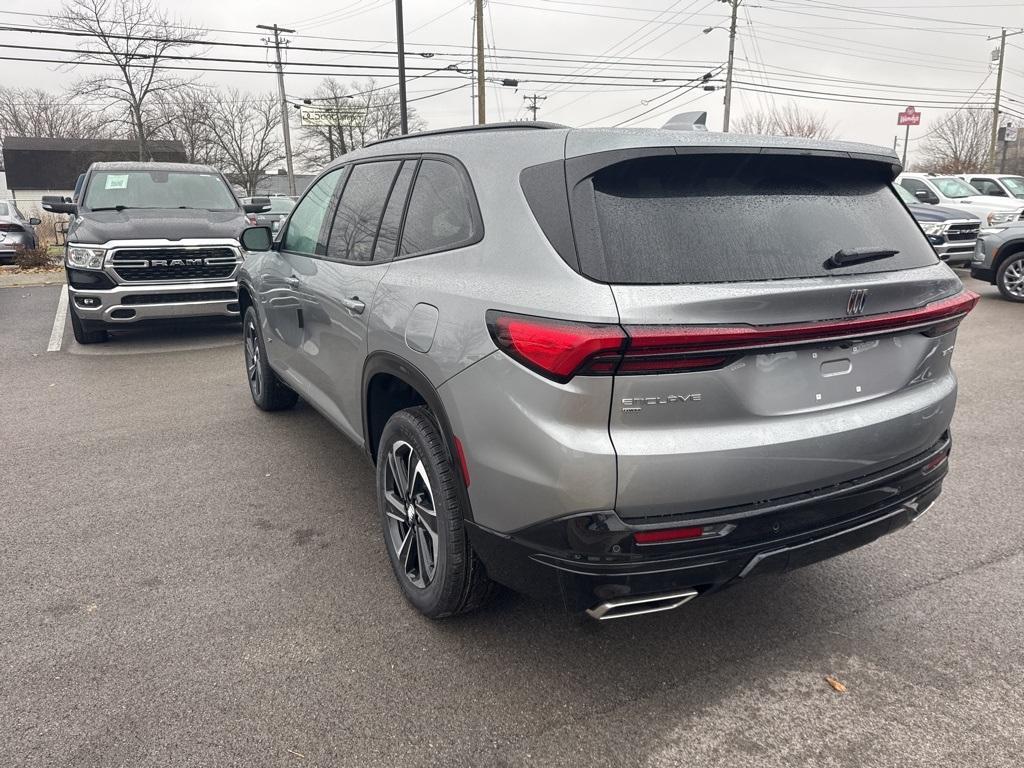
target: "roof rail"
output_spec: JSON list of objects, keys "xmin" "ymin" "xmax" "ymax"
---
[{"xmin": 364, "ymin": 121, "xmax": 567, "ymax": 147}]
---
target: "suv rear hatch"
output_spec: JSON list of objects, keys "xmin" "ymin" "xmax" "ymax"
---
[{"xmin": 561, "ymin": 139, "xmax": 971, "ymax": 520}]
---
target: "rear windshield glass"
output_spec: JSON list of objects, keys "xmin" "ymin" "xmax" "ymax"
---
[{"xmin": 570, "ymin": 153, "xmax": 938, "ymax": 284}]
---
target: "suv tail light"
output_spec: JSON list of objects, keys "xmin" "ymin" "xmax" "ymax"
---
[
  {"xmin": 487, "ymin": 290, "xmax": 979, "ymax": 382},
  {"xmin": 0, "ymin": 223, "xmax": 24, "ymax": 233}
]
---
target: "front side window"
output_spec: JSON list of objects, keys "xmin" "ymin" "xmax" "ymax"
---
[
  {"xmin": 84, "ymin": 170, "xmax": 238, "ymax": 211},
  {"xmin": 282, "ymin": 168, "xmax": 345, "ymax": 256},
  {"xmin": 326, "ymin": 161, "xmax": 401, "ymax": 262},
  {"xmin": 400, "ymin": 160, "xmax": 478, "ymax": 257},
  {"xmin": 930, "ymin": 176, "xmax": 978, "ymax": 199},
  {"xmin": 969, "ymin": 178, "xmax": 1003, "ymax": 196}
]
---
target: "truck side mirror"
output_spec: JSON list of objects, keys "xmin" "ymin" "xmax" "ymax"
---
[{"xmin": 41, "ymin": 195, "xmax": 77, "ymax": 215}]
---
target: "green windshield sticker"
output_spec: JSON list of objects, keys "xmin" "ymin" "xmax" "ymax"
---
[{"xmin": 105, "ymin": 174, "xmax": 129, "ymax": 190}]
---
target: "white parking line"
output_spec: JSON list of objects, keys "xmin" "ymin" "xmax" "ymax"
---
[{"xmin": 46, "ymin": 286, "xmax": 68, "ymax": 352}]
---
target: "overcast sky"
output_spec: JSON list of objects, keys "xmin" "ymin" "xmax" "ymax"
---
[{"xmin": 3, "ymin": 0, "xmax": 1024, "ymax": 165}]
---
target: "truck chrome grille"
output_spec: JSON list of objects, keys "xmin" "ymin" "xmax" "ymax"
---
[
  {"xmin": 945, "ymin": 222, "xmax": 980, "ymax": 241},
  {"xmin": 111, "ymin": 247, "xmax": 239, "ymax": 282}
]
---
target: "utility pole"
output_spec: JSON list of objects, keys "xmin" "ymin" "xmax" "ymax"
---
[
  {"xmin": 723, "ymin": 0, "xmax": 739, "ymax": 132},
  {"xmin": 395, "ymin": 0, "xmax": 409, "ymax": 134},
  {"xmin": 258, "ymin": 23, "xmax": 297, "ymax": 196},
  {"xmin": 475, "ymin": 0, "xmax": 486, "ymax": 124},
  {"xmin": 988, "ymin": 28, "xmax": 1023, "ymax": 171},
  {"xmin": 523, "ymin": 94, "xmax": 547, "ymax": 121}
]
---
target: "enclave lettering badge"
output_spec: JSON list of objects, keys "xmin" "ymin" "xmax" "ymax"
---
[{"xmin": 622, "ymin": 393, "xmax": 702, "ymax": 413}]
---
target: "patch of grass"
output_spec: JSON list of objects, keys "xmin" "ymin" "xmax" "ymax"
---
[{"xmin": 13, "ymin": 246, "xmax": 60, "ymax": 269}]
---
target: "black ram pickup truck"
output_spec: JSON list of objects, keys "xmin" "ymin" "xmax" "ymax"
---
[{"xmin": 43, "ymin": 162, "xmax": 270, "ymax": 344}]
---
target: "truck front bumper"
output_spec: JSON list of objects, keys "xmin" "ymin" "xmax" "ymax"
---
[{"xmin": 68, "ymin": 280, "xmax": 240, "ymax": 324}]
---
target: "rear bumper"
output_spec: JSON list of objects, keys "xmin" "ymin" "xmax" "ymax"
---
[
  {"xmin": 68, "ymin": 280, "xmax": 240, "ymax": 324},
  {"xmin": 468, "ymin": 434, "xmax": 950, "ymax": 613}
]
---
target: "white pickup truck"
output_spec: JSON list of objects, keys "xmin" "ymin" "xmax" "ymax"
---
[{"xmin": 896, "ymin": 172, "xmax": 1024, "ymax": 227}]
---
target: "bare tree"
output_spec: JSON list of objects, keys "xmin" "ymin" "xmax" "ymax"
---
[
  {"xmin": 50, "ymin": 0, "xmax": 204, "ymax": 160},
  {"xmin": 297, "ymin": 78, "xmax": 425, "ymax": 167},
  {"xmin": 153, "ymin": 88, "xmax": 224, "ymax": 166},
  {"xmin": 203, "ymin": 90, "xmax": 284, "ymax": 195},
  {"xmin": 733, "ymin": 102, "xmax": 835, "ymax": 139},
  {"xmin": 917, "ymin": 109, "xmax": 992, "ymax": 173},
  {"xmin": 0, "ymin": 87, "xmax": 113, "ymax": 147}
]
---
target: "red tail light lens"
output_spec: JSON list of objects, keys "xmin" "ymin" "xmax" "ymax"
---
[
  {"xmin": 487, "ymin": 291, "xmax": 979, "ymax": 382},
  {"xmin": 634, "ymin": 526, "xmax": 704, "ymax": 544},
  {"xmin": 0, "ymin": 223, "xmax": 24, "ymax": 233},
  {"xmin": 486, "ymin": 311, "xmax": 626, "ymax": 383}
]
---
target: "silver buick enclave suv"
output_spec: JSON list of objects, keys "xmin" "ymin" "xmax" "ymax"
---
[{"xmin": 237, "ymin": 118, "xmax": 977, "ymax": 620}]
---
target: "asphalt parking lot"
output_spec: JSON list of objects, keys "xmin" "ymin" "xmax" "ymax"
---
[{"xmin": 2, "ymin": 275, "xmax": 1022, "ymax": 768}]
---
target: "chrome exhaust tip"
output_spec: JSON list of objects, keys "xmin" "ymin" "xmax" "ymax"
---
[{"xmin": 586, "ymin": 589, "xmax": 698, "ymax": 621}]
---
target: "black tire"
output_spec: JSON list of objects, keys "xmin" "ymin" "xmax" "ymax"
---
[
  {"xmin": 243, "ymin": 305, "xmax": 298, "ymax": 411},
  {"xmin": 376, "ymin": 406, "xmax": 496, "ymax": 618},
  {"xmin": 995, "ymin": 253, "xmax": 1024, "ymax": 302},
  {"xmin": 69, "ymin": 299, "xmax": 108, "ymax": 344}
]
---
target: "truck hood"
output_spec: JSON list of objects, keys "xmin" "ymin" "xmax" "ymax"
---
[
  {"xmin": 69, "ymin": 208, "xmax": 247, "ymax": 245},
  {"xmin": 909, "ymin": 203, "xmax": 980, "ymax": 222},
  {"xmin": 961, "ymin": 195, "xmax": 1024, "ymax": 210}
]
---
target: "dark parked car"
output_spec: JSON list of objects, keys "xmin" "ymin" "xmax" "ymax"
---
[
  {"xmin": 894, "ymin": 183, "xmax": 979, "ymax": 267},
  {"xmin": 0, "ymin": 200, "xmax": 40, "ymax": 262},
  {"xmin": 971, "ymin": 221, "xmax": 1024, "ymax": 301},
  {"xmin": 243, "ymin": 196, "xmax": 295, "ymax": 233}
]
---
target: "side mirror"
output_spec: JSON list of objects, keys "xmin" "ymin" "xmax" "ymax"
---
[
  {"xmin": 243, "ymin": 196, "xmax": 272, "ymax": 214},
  {"xmin": 913, "ymin": 189, "xmax": 938, "ymax": 205},
  {"xmin": 240, "ymin": 225, "xmax": 273, "ymax": 252},
  {"xmin": 41, "ymin": 195, "xmax": 77, "ymax": 215},
  {"xmin": 29, "ymin": 217, "xmax": 41, "ymax": 226}
]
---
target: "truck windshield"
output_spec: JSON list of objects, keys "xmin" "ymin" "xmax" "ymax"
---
[
  {"xmin": 84, "ymin": 170, "xmax": 238, "ymax": 211},
  {"xmin": 1001, "ymin": 176, "xmax": 1024, "ymax": 198},
  {"xmin": 931, "ymin": 177, "xmax": 978, "ymax": 199}
]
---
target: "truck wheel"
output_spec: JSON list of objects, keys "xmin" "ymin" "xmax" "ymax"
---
[
  {"xmin": 377, "ymin": 407, "xmax": 496, "ymax": 618},
  {"xmin": 996, "ymin": 254, "xmax": 1024, "ymax": 302},
  {"xmin": 69, "ymin": 300, "xmax": 108, "ymax": 344},
  {"xmin": 243, "ymin": 305, "xmax": 298, "ymax": 411}
]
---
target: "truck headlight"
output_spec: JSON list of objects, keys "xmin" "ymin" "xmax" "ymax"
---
[
  {"xmin": 986, "ymin": 211, "xmax": 1017, "ymax": 225},
  {"xmin": 920, "ymin": 222, "xmax": 945, "ymax": 235},
  {"xmin": 67, "ymin": 246, "xmax": 106, "ymax": 269}
]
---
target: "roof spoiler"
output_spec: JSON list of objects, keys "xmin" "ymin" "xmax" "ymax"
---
[{"xmin": 661, "ymin": 111, "xmax": 708, "ymax": 132}]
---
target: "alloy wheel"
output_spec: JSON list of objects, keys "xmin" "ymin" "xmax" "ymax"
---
[
  {"xmin": 245, "ymin": 319, "xmax": 262, "ymax": 398},
  {"xmin": 383, "ymin": 439, "xmax": 439, "ymax": 589},
  {"xmin": 1003, "ymin": 258, "xmax": 1024, "ymax": 298}
]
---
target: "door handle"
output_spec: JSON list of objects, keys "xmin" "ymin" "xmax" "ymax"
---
[
  {"xmin": 284, "ymin": 276, "xmax": 300, "ymax": 287},
  {"xmin": 341, "ymin": 296, "xmax": 366, "ymax": 314}
]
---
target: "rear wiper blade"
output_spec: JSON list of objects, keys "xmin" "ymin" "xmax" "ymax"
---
[
  {"xmin": 89, "ymin": 205, "xmax": 132, "ymax": 212},
  {"xmin": 828, "ymin": 247, "xmax": 900, "ymax": 269}
]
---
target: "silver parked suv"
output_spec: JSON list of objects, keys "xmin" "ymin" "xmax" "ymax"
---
[{"xmin": 237, "ymin": 119, "xmax": 978, "ymax": 620}]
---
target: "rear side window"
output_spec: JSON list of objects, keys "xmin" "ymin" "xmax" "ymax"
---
[
  {"xmin": 400, "ymin": 159, "xmax": 478, "ymax": 257},
  {"xmin": 283, "ymin": 168, "xmax": 345, "ymax": 256},
  {"xmin": 570, "ymin": 153, "xmax": 938, "ymax": 284},
  {"xmin": 326, "ymin": 160, "xmax": 401, "ymax": 262},
  {"xmin": 373, "ymin": 162, "xmax": 416, "ymax": 262}
]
